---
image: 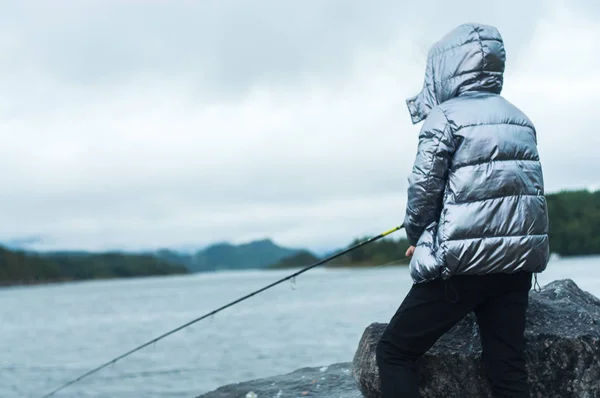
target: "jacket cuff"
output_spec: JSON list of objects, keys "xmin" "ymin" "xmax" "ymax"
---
[
  {"xmin": 406, "ymin": 233, "xmax": 419, "ymax": 247},
  {"xmin": 403, "ymin": 214, "xmax": 421, "ymax": 246}
]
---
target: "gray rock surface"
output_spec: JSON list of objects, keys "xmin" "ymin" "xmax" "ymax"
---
[
  {"xmin": 353, "ymin": 279, "xmax": 600, "ymax": 398},
  {"xmin": 196, "ymin": 362, "xmax": 362, "ymax": 398}
]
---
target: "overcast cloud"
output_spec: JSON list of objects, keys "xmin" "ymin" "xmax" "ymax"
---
[{"xmin": 1, "ymin": 0, "xmax": 598, "ymax": 252}]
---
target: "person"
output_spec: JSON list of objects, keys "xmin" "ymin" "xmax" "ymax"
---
[{"xmin": 375, "ymin": 23, "xmax": 550, "ymax": 398}]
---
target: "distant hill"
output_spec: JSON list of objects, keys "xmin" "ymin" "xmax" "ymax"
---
[
  {"xmin": 269, "ymin": 237, "xmax": 411, "ymax": 269},
  {"xmin": 153, "ymin": 238, "xmax": 302, "ymax": 272},
  {"xmin": 267, "ymin": 250, "xmax": 321, "ymax": 269},
  {"xmin": 0, "ymin": 247, "xmax": 189, "ymax": 287}
]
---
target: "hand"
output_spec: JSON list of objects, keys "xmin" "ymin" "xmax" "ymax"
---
[{"xmin": 405, "ymin": 245, "xmax": 415, "ymax": 257}]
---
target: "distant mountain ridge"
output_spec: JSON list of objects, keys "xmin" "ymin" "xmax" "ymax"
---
[
  {"xmin": 151, "ymin": 238, "xmax": 302, "ymax": 272},
  {"xmin": 0, "ymin": 236, "xmax": 303, "ymax": 287},
  {"xmin": 4, "ymin": 238, "xmax": 304, "ymax": 275}
]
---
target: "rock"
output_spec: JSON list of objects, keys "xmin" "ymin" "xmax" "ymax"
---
[
  {"xmin": 352, "ymin": 279, "xmax": 600, "ymax": 398},
  {"xmin": 196, "ymin": 362, "xmax": 362, "ymax": 398}
]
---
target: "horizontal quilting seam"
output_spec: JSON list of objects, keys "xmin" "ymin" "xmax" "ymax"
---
[
  {"xmin": 452, "ymin": 157, "xmax": 540, "ymax": 170},
  {"xmin": 430, "ymin": 37, "xmax": 502, "ymax": 57},
  {"xmin": 445, "ymin": 233, "xmax": 547, "ymax": 243},
  {"xmin": 453, "ymin": 121, "xmax": 534, "ymax": 132},
  {"xmin": 446, "ymin": 193, "xmax": 541, "ymax": 206},
  {"xmin": 423, "ymin": 69, "xmax": 502, "ymax": 87}
]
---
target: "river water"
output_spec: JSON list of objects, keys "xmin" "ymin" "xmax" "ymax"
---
[{"xmin": 1, "ymin": 255, "xmax": 599, "ymax": 398}]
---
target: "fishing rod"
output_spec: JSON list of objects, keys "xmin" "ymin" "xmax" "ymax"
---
[{"xmin": 39, "ymin": 224, "xmax": 404, "ymax": 397}]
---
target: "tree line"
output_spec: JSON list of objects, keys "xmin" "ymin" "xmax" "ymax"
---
[
  {"xmin": 0, "ymin": 249, "xmax": 188, "ymax": 287},
  {"xmin": 546, "ymin": 189, "xmax": 600, "ymax": 256}
]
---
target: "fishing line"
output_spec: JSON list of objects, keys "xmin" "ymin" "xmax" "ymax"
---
[{"xmin": 39, "ymin": 224, "xmax": 404, "ymax": 398}]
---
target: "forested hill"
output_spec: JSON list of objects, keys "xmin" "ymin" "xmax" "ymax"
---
[
  {"xmin": 270, "ymin": 189, "xmax": 600, "ymax": 269},
  {"xmin": 152, "ymin": 239, "xmax": 301, "ymax": 272},
  {"xmin": 0, "ymin": 238, "xmax": 300, "ymax": 287},
  {"xmin": 0, "ymin": 248, "xmax": 189, "ymax": 287},
  {"xmin": 268, "ymin": 237, "xmax": 412, "ymax": 269},
  {"xmin": 546, "ymin": 189, "xmax": 600, "ymax": 256}
]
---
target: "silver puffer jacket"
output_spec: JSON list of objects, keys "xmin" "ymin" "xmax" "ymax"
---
[{"xmin": 404, "ymin": 23, "xmax": 550, "ymax": 283}]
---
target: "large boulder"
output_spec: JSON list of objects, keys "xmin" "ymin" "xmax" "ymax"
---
[
  {"xmin": 352, "ymin": 279, "xmax": 600, "ymax": 398},
  {"xmin": 196, "ymin": 362, "xmax": 362, "ymax": 398}
]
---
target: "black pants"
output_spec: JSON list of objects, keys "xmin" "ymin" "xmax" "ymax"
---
[{"xmin": 376, "ymin": 271, "xmax": 532, "ymax": 398}]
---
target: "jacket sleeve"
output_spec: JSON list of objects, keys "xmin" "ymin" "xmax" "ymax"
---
[{"xmin": 403, "ymin": 107, "xmax": 455, "ymax": 246}]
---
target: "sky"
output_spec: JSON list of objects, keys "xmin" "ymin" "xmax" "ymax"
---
[{"xmin": 1, "ymin": 0, "xmax": 599, "ymax": 253}]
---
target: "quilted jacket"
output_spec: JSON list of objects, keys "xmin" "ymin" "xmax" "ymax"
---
[{"xmin": 403, "ymin": 23, "xmax": 550, "ymax": 283}]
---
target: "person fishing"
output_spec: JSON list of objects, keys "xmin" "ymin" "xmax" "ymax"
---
[{"xmin": 375, "ymin": 23, "xmax": 550, "ymax": 397}]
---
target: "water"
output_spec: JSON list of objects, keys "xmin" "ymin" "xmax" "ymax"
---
[{"xmin": 1, "ymin": 256, "xmax": 599, "ymax": 398}]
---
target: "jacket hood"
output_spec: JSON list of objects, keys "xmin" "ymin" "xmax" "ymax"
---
[{"xmin": 407, "ymin": 23, "xmax": 506, "ymax": 124}]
